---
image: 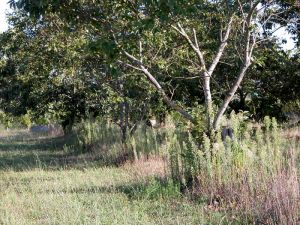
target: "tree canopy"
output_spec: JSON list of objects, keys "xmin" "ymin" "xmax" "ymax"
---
[{"xmin": 0, "ymin": 0, "xmax": 299, "ymax": 134}]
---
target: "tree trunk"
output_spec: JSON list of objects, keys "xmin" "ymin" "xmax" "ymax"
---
[
  {"xmin": 61, "ymin": 113, "xmax": 75, "ymax": 135},
  {"xmin": 119, "ymin": 79, "xmax": 129, "ymax": 152},
  {"xmin": 203, "ymin": 72, "xmax": 213, "ymax": 133},
  {"xmin": 213, "ymin": 61, "xmax": 251, "ymax": 129},
  {"xmin": 238, "ymin": 88, "xmax": 247, "ymax": 111}
]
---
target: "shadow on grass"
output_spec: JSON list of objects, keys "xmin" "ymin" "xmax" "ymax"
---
[
  {"xmin": 0, "ymin": 132, "xmax": 109, "ymax": 171},
  {"xmin": 0, "ymin": 133, "xmax": 68, "ymax": 152},
  {"xmin": 44, "ymin": 177, "xmax": 182, "ymax": 200}
]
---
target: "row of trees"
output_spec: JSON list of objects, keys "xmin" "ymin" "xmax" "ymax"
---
[{"xmin": 0, "ymin": 0, "xmax": 299, "ymax": 136}]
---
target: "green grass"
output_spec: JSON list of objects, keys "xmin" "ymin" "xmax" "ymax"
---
[{"xmin": 0, "ymin": 129, "xmax": 225, "ymax": 225}]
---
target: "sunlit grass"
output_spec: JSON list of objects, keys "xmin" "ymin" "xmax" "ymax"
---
[
  {"xmin": 0, "ymin": 129, "xmax": 224, "ymax": 225},
  {"xmin": 0, "ymin": 121, "xmax": 299, "ymax": 225}
]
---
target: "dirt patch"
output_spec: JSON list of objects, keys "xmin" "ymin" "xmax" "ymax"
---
[{"xmin": 122, "ymin": 156, "xmax": 168, "ymax": 179}]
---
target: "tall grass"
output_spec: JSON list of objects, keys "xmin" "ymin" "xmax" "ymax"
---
[
  {"xmin": 73, "ymin": 114, "xmax": 299, "ymax": 224},
  {"xmin": 167, "ymin": 113, "xmax": 300, "ymax": 224},
  {"xmin": 74, "ymin": 118, "xmax": 172, "ymax": 164}
]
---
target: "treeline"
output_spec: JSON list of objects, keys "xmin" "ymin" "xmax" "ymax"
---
[{"xmin": 0, "ymin": 0, "xmax": 299, "ymax": 135}]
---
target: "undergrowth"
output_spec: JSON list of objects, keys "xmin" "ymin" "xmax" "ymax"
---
[
  {"xmin": 15, "ymin": 113, "xmax": 300, "ymax": 224},
  {"xmin": 74, "ymin": 113, "xmax": 300, "ymax": 224},
  {"xmin": 167, "ymin": 113, "xmax": 300, "ymax": 224}
]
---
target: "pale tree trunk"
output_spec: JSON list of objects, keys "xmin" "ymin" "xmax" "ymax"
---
[
  {"xmin": 173, "ymin": 17, "xmax": 233, "ymax": 133},
  {"xmin": 213, "ymin": 60, "xmax": 252, "ymax": 129},
  {"xmin": 203, "ymin": 72, "xmax": 213, "ymax": 131}
]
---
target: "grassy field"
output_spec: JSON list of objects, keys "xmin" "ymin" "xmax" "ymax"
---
[{"xmin": 0, "ymin": 130, "xmax": 227, "ymax": 225}]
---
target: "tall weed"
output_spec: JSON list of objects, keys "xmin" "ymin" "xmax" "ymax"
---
[
  {"xmin": 75, "ymin": 118, "xmax": 172, "ymax": 163},
  {"xmin": 167, "ymin": 113, "xmax": 300, "ymax": 224}
]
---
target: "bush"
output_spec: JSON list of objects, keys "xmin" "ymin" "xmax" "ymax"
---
[
  {"xmin": 167, "ymin": 113, "xmax": 300, "ymax": 224},
  {"xmin": 20, "ymin": 112, "xmax": 33, "ymax": 129}
]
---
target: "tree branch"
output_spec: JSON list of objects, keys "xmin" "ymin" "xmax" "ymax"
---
[
  {"xmin": 123, "ymin": 50, "xmax": 196, "ymax": 123},
  {"xmin": 207, "ymin": 16, "xmax": 234, "ymax": 75},
  {"xmin": 213, "ymin": 60, "xmax": 251, "ymax": 129},
  {"xmin": 172, "ymin": 23, "xmax": 207, "ymax": 70},
  {"xmin": 212, "ymin": 3, "xmax": 259, "ymax": 129}
]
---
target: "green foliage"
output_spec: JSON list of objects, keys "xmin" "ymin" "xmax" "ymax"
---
[
  {"xmin": 283, "ymin": 99, "xmax": 300, "ymax": 115},
  {"xmin": 1, "ymin": 0, "xmax": 298, "ymax": 132},
  {"xmin": 19, "ymin": 111, "xmax": 32, "ymax": 129},
  {"xmin": 0, "ymin": 111, "xmax": 15, "ymax": 129}
]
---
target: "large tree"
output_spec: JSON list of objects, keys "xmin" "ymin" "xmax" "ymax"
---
[
  {"xmin": 118, "ymin": 0, "xmax": 299, "ymax": 134},
  {"xmin": 5, "ymin": 0, "xmax": 299, "ymax": 136}
]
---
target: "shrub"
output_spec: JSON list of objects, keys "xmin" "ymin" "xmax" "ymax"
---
[
  {"xmin": 167, "ymin": 113, "xmax": 300, "ymax": 224},
  {"xmin": 20, "ymin": 112, "xmax": 33, "ymax": 129}
]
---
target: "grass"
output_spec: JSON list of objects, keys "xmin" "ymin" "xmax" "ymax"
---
[
  {"xmin": 0, "ymin": 129, "xmax": 225, "ymax": 225},
  {"xmin": 1, "ymin": 122, "xmax": 299, "ymax": 225}
]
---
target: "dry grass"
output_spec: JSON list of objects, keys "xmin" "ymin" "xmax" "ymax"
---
[
  {"xmin": 194, "ymin": 141, "xmax": 300, "ymax": 224},
  {"xmin": 166, "ymin": 115, "xmax": 300, "ymax": 224},
  {"xmin": 283, "ymin": 127, "xmax": 300, "ymax": 140},
  {"xmin": 123, "ymin": 156, "xmax": 168, "ymax": 179}
]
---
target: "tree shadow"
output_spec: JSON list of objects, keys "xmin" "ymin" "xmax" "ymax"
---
[
  {"xmin": 0, "ymin": 132, "xmax": 107, "ymax": 171},
  {"xmin": 43, "ymin": 177, "xmax": 182, "ymax": 200}
]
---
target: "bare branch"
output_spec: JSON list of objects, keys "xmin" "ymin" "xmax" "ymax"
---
[
  {"xmin": 269, "ymin": 25, "xmax": 288, "ymax": 35},
  {"xmin": 123, "ymin": 51, "xmax": 142, "ymax": 65},
  {"xmin": 193, "ymin": 28, "xmax": 200, "ymax": 50},
  {"xmin": 139, "ymin": 40, "xmax": 143, "ymax": 62},
  {"xmin": 117, "ymin": 60, "xmax": 142, "ymax": 71},
  {"xmin": 168, "ymin": 84, "xmax": 179, "ymax": 100},
  {"xmin": 246, "ymin": 1, "xmax": 260, "ymax": 26},
  {"xmin": 207, "ymin": 16, "xmax": 234, "ymax": 76},
  {"xmin": 123, "ymin": 50, "xmax": 196, "ymax": 123},
  {"xmin": 212, "ymin": 3, "xmax": 260, "ymax": 129},
  {"xmin": 237, "ymin": 0, "xmax": 246, "ymax": 19},
  {"xmin": 249, "ymin": 32, "xmax": 258, "ymax": 57},
  {"xmin": 213, "ymin": 60, "xmax": 251, "ymax": 129},
  {"xmin": 172, "ymin": 76, "xmax": 200, "ymax": 80},
  {"xmin": 172, "ymin": 23, "xmax": 207, "ymax": 70}
]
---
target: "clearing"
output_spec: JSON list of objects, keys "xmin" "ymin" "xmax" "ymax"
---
[{"xmin": 0, "ymin": 130, "xmax": 224, "ymax": 225}]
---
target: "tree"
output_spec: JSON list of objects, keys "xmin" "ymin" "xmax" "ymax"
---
[
  {"xmin": 0, "ymin": 10, "xmax": 112, "ymax": 132},
  {"xmin": 120, "ymin": 0, "xmax": 298, "ymax": 135},
  {"xmin": 6, "ymin": 0, "xmax": 299, "ymax": 137},
  {"xmin": 0, "ymin": 6, "xmax": 163, "ymax": 137}
]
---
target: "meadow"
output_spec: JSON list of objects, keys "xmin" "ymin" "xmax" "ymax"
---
[
  {"xmin": 0, "ymin": 129, "xmax": 227, "ymax": 225},
  {"xmin": 0, "ymin": 115, "xmax": 299, "ymax": 224},
  {"xmin": 1, "ymin": 1, "xmax": 299, "ymax": 224}
]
